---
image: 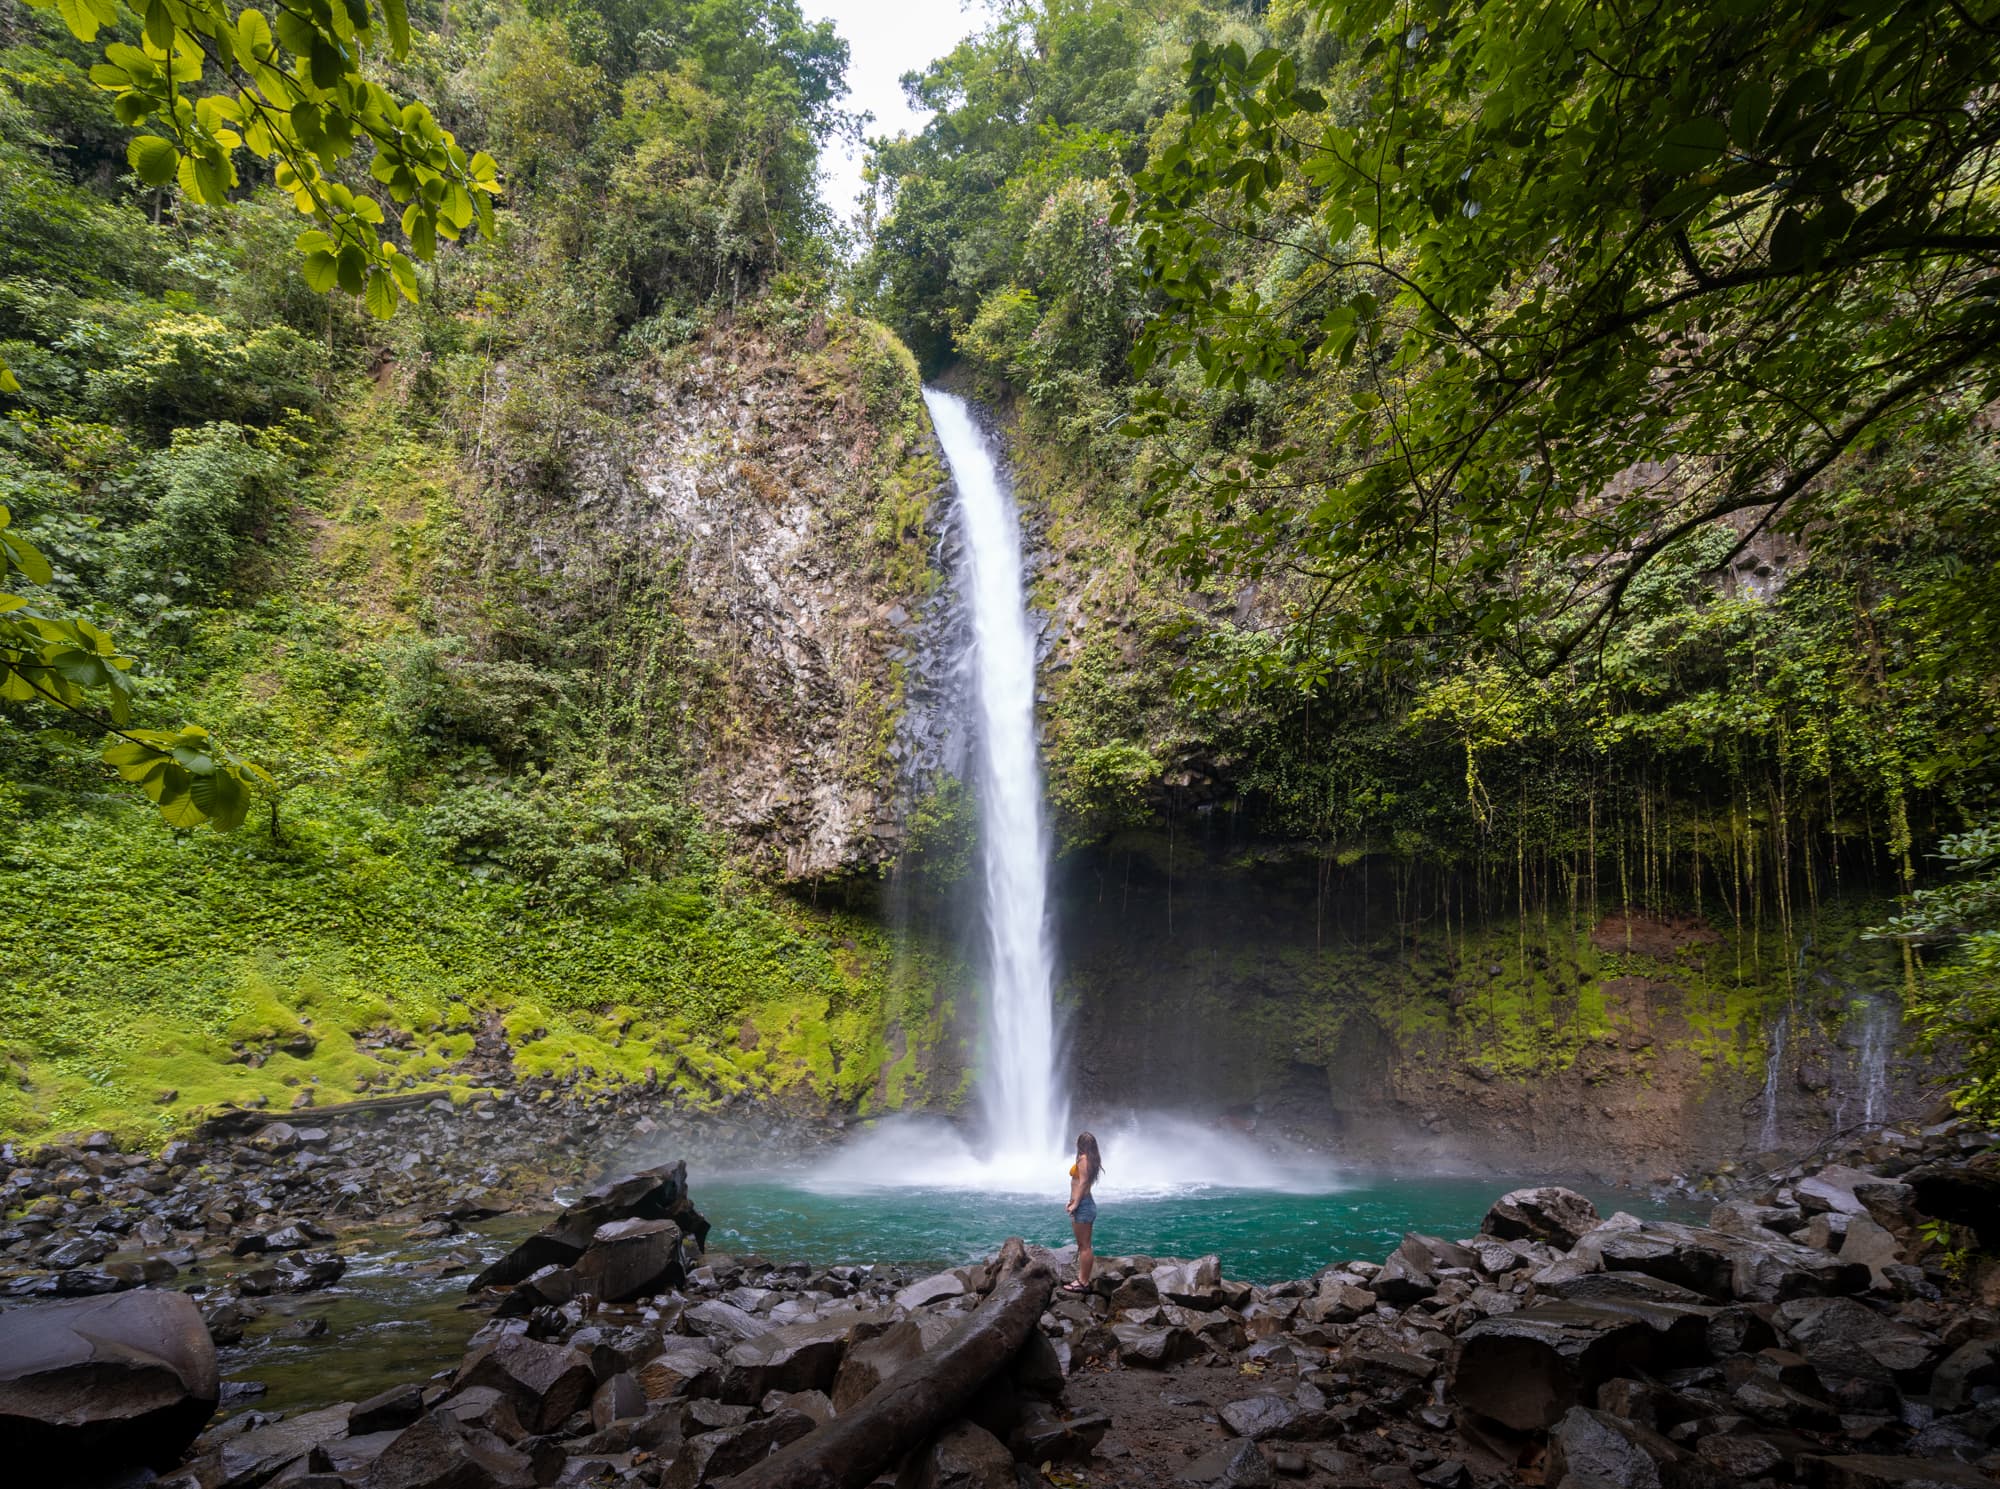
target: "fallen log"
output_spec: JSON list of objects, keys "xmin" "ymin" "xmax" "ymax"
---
[{"xmin": 719, "ymin": 1237, "xmax": 1056, "ymax": 1489}]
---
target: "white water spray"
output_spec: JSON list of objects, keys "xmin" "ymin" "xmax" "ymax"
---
[{"xmin": 924, "ymin": 388, "xmax": 1067, "ymax": 1179}]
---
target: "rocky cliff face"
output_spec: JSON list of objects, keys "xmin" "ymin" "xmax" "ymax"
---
[
  {"xmin": 482, "ymin": 317, "xmax": 962, "ymax": 882},
  {"xmin": 1052, "ymin": 829, "xmax": 1933, "ymax": 1181}
]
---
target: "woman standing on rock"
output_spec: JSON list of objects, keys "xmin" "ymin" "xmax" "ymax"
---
[{"xmin": 1063, "ymin": 1131, "xmax": 1102, "ymax": 1293}]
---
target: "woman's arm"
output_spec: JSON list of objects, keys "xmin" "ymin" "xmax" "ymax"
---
[{"xmin": 1067, "ymin": 1169, "xmax": 1082, "ymax": 1212}]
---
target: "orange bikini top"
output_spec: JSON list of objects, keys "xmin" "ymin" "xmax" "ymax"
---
[{"xmin": 1068, "ymin": 1162, "xmax": 1078, "ymax": 1178}]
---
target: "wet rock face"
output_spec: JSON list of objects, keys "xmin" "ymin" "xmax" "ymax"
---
[
  {"xmin": 0, "ymin": 1289, "xmax": 219, "ymax": 1476},
  {"xmin": 494, "ymin": 326, "xmax": 957, "ymax": 884}
]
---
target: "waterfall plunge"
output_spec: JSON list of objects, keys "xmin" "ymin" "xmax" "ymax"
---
[
  {"xmin": 925, "ymin": 388, "xmax": 1067, "ymax": 1177},
  {"xmin": 806, "ymin": 389, "xmax": 1338, "ymax": 1199}
]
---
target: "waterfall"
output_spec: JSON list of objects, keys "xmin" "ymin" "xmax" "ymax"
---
[
  {"xmin": 807, "ymin": 390, "xmax": 1335, "ymax": 1198},
  {"xmin": 923, "ymin": 388, "xmax": 1068, "ymax": 1173},
  {"xmin": 1854, "ymin": 996, "xmax": 1894, "ymax": 1128},
  {"xmin": 1757, "ymin": 1011, "xmax": 1788, "ymax": 1151}
]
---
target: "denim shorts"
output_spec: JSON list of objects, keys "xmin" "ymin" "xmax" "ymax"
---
[{"xmin": 1072, "ymin": 1194, "xmax": 1097, "ymax": 1225}]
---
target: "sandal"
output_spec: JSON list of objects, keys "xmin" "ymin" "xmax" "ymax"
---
[{"xmin": 1061, "ymin": 1280, "xmax": 1089, "ymax": 1293}]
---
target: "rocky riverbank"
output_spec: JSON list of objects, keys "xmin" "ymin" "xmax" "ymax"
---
[{"xmin": 4, "ymin": 1108, "xmax": 2000, "ymax": 1487}]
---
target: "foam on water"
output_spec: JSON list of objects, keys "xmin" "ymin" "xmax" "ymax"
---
[{"xmin": 802, "ymin": 1113, "xmax": 1343, "ymax": 1198}]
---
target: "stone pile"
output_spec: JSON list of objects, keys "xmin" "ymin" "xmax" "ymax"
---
[
  {"xmin": 140, "ymin": 1179, "xmax": 1086, "ymax": 1488},
  {"xmin": 0, "ymin": 1080, "xmax": 838, "ymax": 1303},
  {"xmin": 6, "ymin": 1114, "xmax": 2000, "ymax": 1487}
]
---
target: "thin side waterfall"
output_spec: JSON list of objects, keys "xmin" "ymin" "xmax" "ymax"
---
[
  {"xmin": 1758, "ymin": 1012, "xmax": 1788, "ymax": 1151},
  {"xmin": 1855, "ymin": 996, "xmax": 1894, "ymax": 1128},
  {"xmin": 923, "ymin": 388, "xmax": 1068, "ymax": 1172}
]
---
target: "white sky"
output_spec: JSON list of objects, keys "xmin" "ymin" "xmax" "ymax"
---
[{"xmin": 811, "ymin": 0, "xmax": 991, "ymax": 226}]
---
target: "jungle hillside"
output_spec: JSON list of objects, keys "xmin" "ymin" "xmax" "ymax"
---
[{"xmin": 1, "ymin": 0, "xmax": 1997, "ymax": 1158}]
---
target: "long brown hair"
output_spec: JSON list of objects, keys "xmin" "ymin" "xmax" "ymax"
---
[{"xmin": 1075, "ymin": 1131, "xmax": 1103, "ymax": 1182}]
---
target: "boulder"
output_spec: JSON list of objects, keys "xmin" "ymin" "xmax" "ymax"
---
[
  {"xmin": 682, "ymin": 1299, "xmax": 771, "ymax": 1345},
  {"xmin": 895, "ymin": 1270, "xmax": 968, "ymax": 1311},
  {"xmin": 591, "ymin": 1372, "xmax": 646, "ymax": 1429},
  {"xmin": 452, "ymin": 1333, "xmax": 594, "ymax": 1435},
  {"xmin": 1374, "ymin": 1233, "xmax": 1478, "ymax": 1306},
  {"xmin": 638, "ymin": 1344, "xmax": 725, "ymax": 1402},
  {"xmin": 1179, "ymin": 1438, "xmax": 1274, "ymax": 1488},
  {"xmin": 359, "ymin": 1409, "xmax": 538, "ymax": 1489},
  {"xmin": 1798, "ymin": 1454, "xmax": 1998, "ymax": 1489},
  {"xmin": 1931, "ymin": 1338, "xmax": 2000, "ymax": 1410},
  {"xmin": 1308, "ymin": 1280, "xmax": 1378, "ymax": 1325},
  {"xmin": 466, "ymin": 1162, "xmax": 706, "ymax": 1293},
  {"xmin": 1584, "ymin": 1218, "xmax": 1869, "ymax": 1302},
  {"xmin": 1797, "ymin": 1166, "xmax": 1882, "ymax": 1217},
  {"xmin": 1450, "ymin": 1302, "xmax": 1664, "ymax": 1431},
  {"xmin": 350, "ymin": 1383, "xmax": 427, "ymax": 1436},
  {"xmin": 896, "ymin": 1420, "xmax": 1016, "ymax": 1489},
  {"xmin": 1156, "ymin": 1255, "xmax": 1227, "ymax": 1311},
  {"xmin": 1220, "ymin": 1394, "xmax": 1300, "ymax": 1441},
  {"xmin": 1482, "ymin": 1187, "xmax": 1601, "ymax": 1249},
  {"xmin": 662, "ymin": 1408, "xmax": 814, "ymax": 1489},
  {"xmin": 719, "ymin": 1316, "xmax": 864, "ymax": 1402},
  {"xmin": 832, "ymin": 1320, "xmax": 926, "ymax": 1411},
  {"xmin": 1547, "ymin": 1405, "xmax": 1704, "ymax": 1489},
  {"xmin": 1009, "ymin": 1402, "xmax": 1110, "ymax": 1463},
  {"xmin": 1111, "ymin": 1322, "xmax": 1200, "ymax": 1368},
  {"xmin": 0, "ymin": 1288, "xmax": 219, "ymax": 1477},
  {"xmin": 214, "ymin": 1402, "xmax": 354, "ymax": 1488},
  {"xmin": 573, "ymin": 1218, "xmax": 683, "ymax": 1303},
  {"xmin": 1776, "ymin": 1296, "xmax": 1938, "ymax": 1400},
  {"xmin": 1696, "ymin": 1434, "xmax": 1790, "ymax": 1480},
  {"xmin": 1903, "ymin": 1160, "xmax": 2000, "ymax": 1251},
  {"xmin": 1838, "ymin": 1215, "xmax": 1903, "ymax": 1290}
]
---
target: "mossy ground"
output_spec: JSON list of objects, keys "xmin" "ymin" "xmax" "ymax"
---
[{"xmin": 0, "ymin": 318, "xmax": 967, "ymax": 1152}]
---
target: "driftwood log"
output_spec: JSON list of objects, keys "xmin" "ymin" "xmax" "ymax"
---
[{"xmin": 719, "ymin": 1237, "xmax": 1057, "ymax": 1489}]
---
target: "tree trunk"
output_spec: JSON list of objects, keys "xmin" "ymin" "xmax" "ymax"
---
[{"xmin": 719, "ymin": 1238, "xmax": 1056, "ymax": 1489}]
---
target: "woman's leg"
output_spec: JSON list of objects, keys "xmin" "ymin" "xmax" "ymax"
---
[{"xmin": 1073, "ymin": 1219, "xmax": 1094, "ymax": 1286}]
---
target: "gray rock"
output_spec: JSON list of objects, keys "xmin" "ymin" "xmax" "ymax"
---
[
  {"xmin": 1450, "ymin": 1302, "xmax": 1663, "ymax": 1431},
  {"xmin": 896, "ymin": 1420, "xmax": 1016, "ymax": 1489},
  {"xmin": 1220, "ymin": 1394, "xmax": 1300, "ymax": 1440},
  {"xmin": 215, "ymin": 1402, "xmax": 354, "ymax": 1488},
  {"xmin": 683, "ymin": 1300, "xmax": 772, "ymax": 1344},
  {"xmin": 1110, "ymin": 1323, "xmax": 1200, "ymax": 1368},
  {"xmin": 452, "ymin": 1334, "xmax": 594, "ymax": 1436},
  {"xmin": 832, "ymin": 1320, "xmax": 925, "ymax": 1411},
  {"xmin": 1008, "ymin": 1402, "xmax": 1111, "ymax": 1463},
  {"xmin": 574, "ymin": 1218, "xmax": 683, "ymax": 1303},
  {"xmin": 720, "ymin": 1315, "xmax": 866, "ymax": 1402},
  {"xmin": 662, "ymin": 1408, "xmax": 814, "ymax": 1489},
  {"xmin": 359, "ymin": 1409, "xmax": 537, "ymax": 1489},
  {"xmin": 1374, "ymin": 1233, "xmax": 1477, "ymax": 1305},
  {"xmin": 894, "ymin": 1270, "xmax": 968, "ymax": 1311},
  {"xmin": 1482, "ymin": 1187, "xmax": 1601, "ymax": 1249},
  {"xmin": 1547, "ymin": 1404, "xmax": 1702, "ymax": 1489},
  {"xmin": 350, "ymin": 1383, "xmax": 426, "ymax": 1436},
  {"xmin": 1931, "ymin": 1339, "xmax": 2000, "ymax": 1410},
  {"xmin": 0, "ymin": 1288, "xmax": 220, "ymax": 1477},
  {"xmin": 1797, "ymin": 1454, "xmax": 1998, "ymax": 1488},
  {"xmin": 638, "ymin": 1344, "xmax": 724, "ymax": 1402},
  {"xmin": 1179, "ymin": 1438, "xmax": 1274, "ymax": 1488},
  {"xmin": 1155, "ymin": 1255, "xmax": 1226, "ymax": 1310},
  {"xmin": 1797, "ymin": 1165, "xmax": 1881, "ymax": 1217},
  {"xmin": 1585, "ymin": 1218, "xmax": 1870, "ymax": 1302},
  {"xmin": 1839, "ymin": 1215, "xmax": 1903, "ymax": 1290}
]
